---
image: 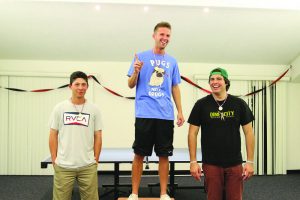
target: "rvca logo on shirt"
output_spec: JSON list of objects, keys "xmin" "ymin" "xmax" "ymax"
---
[{"xmin": 63, "ymin": 112, "xmax": 90, "ymax": 127}]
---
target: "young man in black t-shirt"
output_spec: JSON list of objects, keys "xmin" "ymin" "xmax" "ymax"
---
[{"xmin": 188, "ymin": 68, "xmax": 255, "ymax": 200}]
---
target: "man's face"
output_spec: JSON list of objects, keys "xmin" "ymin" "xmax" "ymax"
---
[
  {"xmin": 69, "ymin": 78, "xmax": 88, "ymax": 98},
  {"xmin": 153, "ymin": 27, "xmax": 171, "ymax": 50},
  {"xmin": 209, "ymin": 74, "xmax": 226, "ymax": 94}
]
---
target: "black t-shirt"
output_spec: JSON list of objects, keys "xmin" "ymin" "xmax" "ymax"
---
[{"xmin": 188, "ymin": 94, "xmax": 254, "ymax": 168}]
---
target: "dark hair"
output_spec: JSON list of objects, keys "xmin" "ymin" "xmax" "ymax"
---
[
  {"xmin": 154, "ymin": 21, "xmax": 171, "ymax": 32},
  {"xmin": 70, "ymin": 71, "xmax": 88, "ymax": 85},
  {"xmin": 209, "ymin": 68, "xmax": 231, "ymax": 91}
]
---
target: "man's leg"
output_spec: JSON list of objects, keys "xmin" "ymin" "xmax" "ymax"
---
[
  {"xmin": 159, "ymin": 156, "xmax": 169, "ymax": 195},
  {"xmin": 53, "ymin": 165, "xmax": 76, "ymax": 200},
  {"xmin": 224, "ymin": 164, "xmax": 243, "ymax": 200},
  {"xmin": 131, "ymin": 154, "xmax": 145, "ymax": 195},
  {"xmin": 203, "ymin": 164, "xmax": 224, "ymax": 200},
  {"xmin": 77, "ymin": 163, "xmax": 99, "ymax": 200},
  {"xmin": 155, "ymin": 119, "xmax": 174, "ymax": 198},
  {"xmin": 131, "ymin": 118, "xmax": 154, "ymax": 196}
]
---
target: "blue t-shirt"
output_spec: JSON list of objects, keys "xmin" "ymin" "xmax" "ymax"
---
[{"xmin": 127, "ymin": 50, "xmax": 181, "ymax": 120}]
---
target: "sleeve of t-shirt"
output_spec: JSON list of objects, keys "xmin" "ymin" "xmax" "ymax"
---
[
  {"xmin": 94, "ymin": 105, "xmax": 103, "ymax": 132},
  {"xmin": 127, "ymin": 56, "xmax": 136, "ymax": 77},
  {"xmin": 188, "ymin": 100, "xmax": 202, "ymax": 126},
  {"xmin": 240, "ymin": 99, "xmax": 254, "ymax": 126},
  {"xmin": 172, "ymin": 62, "xmax": 181, "ymax": 86},
  {"xmin": 48, "ymin": 105, "xmax": 60, "ymax": 131}
]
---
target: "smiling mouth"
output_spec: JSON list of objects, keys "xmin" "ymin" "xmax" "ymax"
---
[
  {"xmin": 212, "ymin": 85, "xmax": 222, "ymax": 90},
  {"xmin": 161, "ymin": 40, "xmax": 167, "ymax": 45}
]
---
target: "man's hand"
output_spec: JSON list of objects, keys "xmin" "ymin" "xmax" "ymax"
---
[
  {"xmin": 94, "ymin": 157, "xmax": 99, "ymax": 166},
  {"xmin": 134, "ymin": 53, "xmax": 143, "ymax": 74},
  {"xmin": 243, "ymin": 163, "xmax": 254, "ymax": 180},
  {"xmin": 176, "ymin": 112, "xmax": 185, "ymax": 127},
  {"xmin": 190, "ymin": 162, "xmax": 202, "ymax": 181}
]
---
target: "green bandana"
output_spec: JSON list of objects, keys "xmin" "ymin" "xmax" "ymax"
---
[{"xmin": 209, "ymin": 68, "xmax": 228, "ymax": 79}]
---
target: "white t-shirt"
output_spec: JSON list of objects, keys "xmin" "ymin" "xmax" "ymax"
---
[{"xmin": 49, "ymin": 99, "xmax": 103, "ymax": 168}]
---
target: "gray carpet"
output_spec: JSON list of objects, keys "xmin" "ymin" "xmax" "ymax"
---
[{"xmin": 0, "ymin": 174, "xmax": 300, "ymax": 200}]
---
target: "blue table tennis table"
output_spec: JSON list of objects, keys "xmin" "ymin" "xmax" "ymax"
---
[{"xmin": 41, "ymin": 148, "xmax": 203, "ymax": 199}]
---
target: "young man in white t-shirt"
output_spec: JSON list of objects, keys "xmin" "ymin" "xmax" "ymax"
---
[{"xmin": 49, "ymin": 71, "xmax": 103, "ymax": 200}]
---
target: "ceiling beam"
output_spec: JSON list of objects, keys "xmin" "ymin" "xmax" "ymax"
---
[{"xmin": 27, "ymin": 0, "xmax": 300, "ymax": 10}]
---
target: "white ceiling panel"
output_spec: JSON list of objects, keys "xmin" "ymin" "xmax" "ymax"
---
[{"xmin": 0, "ymin": 1, "xmax": 300, "ymax": 64}]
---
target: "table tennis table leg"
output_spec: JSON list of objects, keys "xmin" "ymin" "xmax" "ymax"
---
[
  {"xmin": 114, "ymin": 163, "xmax": 120, "ymax": 200},
  {"xmin": 169, "ymin": 162, "xmax": 175, "ymax": 197}
]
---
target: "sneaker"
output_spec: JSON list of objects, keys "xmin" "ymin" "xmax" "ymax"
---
[
  {"xmin": 127, "ymin": 193, "xmax": 138, "ymax": 200},
  {"xmin": 160, "ymin": 194, "xmax": 171, "ymax": 200}
]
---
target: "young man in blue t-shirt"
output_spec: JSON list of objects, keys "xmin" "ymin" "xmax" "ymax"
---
[{"xmin": 127, "ymin": 21, "xmax": 185, "ymax": 200}]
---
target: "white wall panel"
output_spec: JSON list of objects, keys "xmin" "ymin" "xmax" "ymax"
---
[
  {"xmin": 0, "ymin": 76, "xmax": 9, "ymax": 174},
  {"xmin": 286, "ymin": 83, "xmax": 300, "ymax": 169},
  {"xmin": 8, "ymin": 76, "xmax": 70, "ymax": 175},
  {"xmin": 275, "ymin": 82, "xmax": 287, "ymax": 174},
  {"xmin": 253, "ymin": 81, "xmax": 264, "ymax": 174},
  {"xmin": 93, "ymin": 79, "xmax": 135, "ymax": 149},
  {"xmin": 266, "ymin": 81, "xmax": 273, "ymax": 174}
]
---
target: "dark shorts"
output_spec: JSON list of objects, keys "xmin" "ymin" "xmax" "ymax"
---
[{"xmin": 132, "ymin": 118, "xmax": 174, "ymax": 157}]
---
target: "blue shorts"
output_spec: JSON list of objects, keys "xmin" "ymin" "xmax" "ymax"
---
[{"xmin": 132, "ymin": 118, "xmax": 174, "ymax": 157}]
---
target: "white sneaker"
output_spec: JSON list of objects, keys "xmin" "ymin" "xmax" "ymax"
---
[
  {"xmin": 127, "ymin": 193, "xmax": 138, "ymax": 200},
  {"xmin": 160, "ymin": 194, "xmax": 171, "ymax": 200}
]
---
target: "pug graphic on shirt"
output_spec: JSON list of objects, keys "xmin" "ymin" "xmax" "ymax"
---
[{"xmin": 149, "ymin": 67, "xmax": 165, "ymax": 87}]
